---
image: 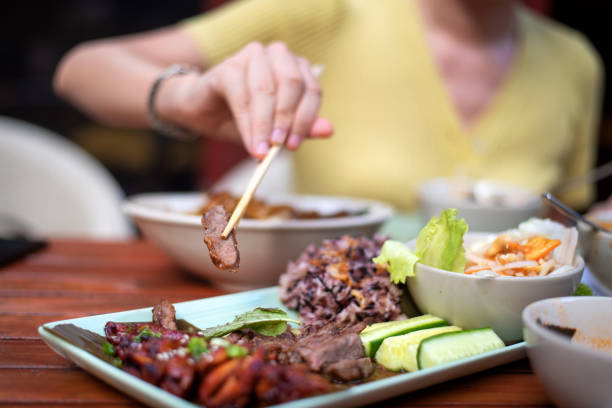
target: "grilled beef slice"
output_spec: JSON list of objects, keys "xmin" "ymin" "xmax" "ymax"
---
[
  {"xmin": 228, "ymin": 321, "xmax": 373, "ymax": 382},
  {"xmin": 152, "ymin": 299, "xmax": 177, "ymax": 330},
  {"xmin": 202, "ymin": 205, "xmax": 240, "ymax": 273}
]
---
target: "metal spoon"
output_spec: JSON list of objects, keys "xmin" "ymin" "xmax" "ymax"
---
[
  {"xmin": 541, "ymin": 192, "xmax": 612, "ymax": 260},
  {"xmin": 542, "ymin": 192, "xmax": 608, "ymax": 233}
]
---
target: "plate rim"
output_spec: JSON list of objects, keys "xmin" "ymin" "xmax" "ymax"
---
[{"xmin": 122, "ymin": 192, "xmax": 395, "ymax": 230}]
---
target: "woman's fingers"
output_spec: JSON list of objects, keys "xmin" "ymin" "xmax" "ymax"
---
[
  {"xmin": 266, "ymin": 42, "xmax": 305, "ymax": 146},
  {"xmin": 210, "ymin": 42, "xmax": 329, "ymax": 158},
  {"xmin": 286, "ymin": 57, "xmax": 323, "ymax": 150},
  {"xmin": 210, "ymin": 56, "xmax": 252, "ymax": 146},
  {"xmin": 310, "ymin": 117, "xmax": 334, "ymax": 139},
  {"xmin": 245, "ymin": 43, "xmax": 277, "ymax": 158}
]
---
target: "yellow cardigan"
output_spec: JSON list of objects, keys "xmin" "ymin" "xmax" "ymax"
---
[{"xmin": 182, "ymin": 0, "xmax": 603, "ymax": 211}]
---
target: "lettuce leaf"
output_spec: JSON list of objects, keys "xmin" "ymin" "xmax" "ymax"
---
[
  {"xmin": 198, "ymin": 307, "xmax": 300, "ymax": 338},
  {"xmin": 373, "ymin": 208, "xmax": 468, "ymax": 283},
  {"xmin": 574, "ymin": 283, "xmax": 593, "ymax": 296},
  {"xmin": 416, "ymin": 208, "xmax": 468, "ymax": 273},
  {"xmin": 373, "ymin": 240, "xmax": 420, "ymax": 284}
]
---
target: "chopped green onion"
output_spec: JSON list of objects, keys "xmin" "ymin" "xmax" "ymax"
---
[
  {"xmin": 226, "ymin": 344, "xmax": 248, "ymax": 358},
  {"xmin": 112, "ymin": 357, "xmax": 123, "ymax": 367},
  {"xmin": 133, "ymin": 326, "xmax": 162, "ymax": 342},
  {"xmin": 102, "ymin": 341, "xmax": 115, "ymax": 356},
  {"xmin": 188, "ymin": 337, "xmax": 208, "ymax": 359}
]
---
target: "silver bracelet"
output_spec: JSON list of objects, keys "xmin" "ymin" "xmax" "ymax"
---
[{"xmin": 148, "ymin": 64, "xmax": 199, "ymax": 141}]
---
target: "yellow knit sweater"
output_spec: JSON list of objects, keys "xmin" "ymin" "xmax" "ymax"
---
[{"xmin": 182, "ymin": 0, "xmax": 603, "ymax": 210}]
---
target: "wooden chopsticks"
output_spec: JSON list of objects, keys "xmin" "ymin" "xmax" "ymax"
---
[
  {"xmin": 221, "ymin": 64, "xmax": 324, "ymax": 239},
  {"xmin": 221, "ymin": 144, "xmax": 283, "ymax": 238}
]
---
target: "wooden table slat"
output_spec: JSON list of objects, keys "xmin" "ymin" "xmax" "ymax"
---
[{"xmin": 0, "ymin": 368, "xmax": 135, "ymax": 404}]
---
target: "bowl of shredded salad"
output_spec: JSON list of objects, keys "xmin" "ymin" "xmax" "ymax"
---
[
  {"xmin": 408, "ymin": 218, "xmax": 583, "ymax": 342},
  {"xmin": 372, "ymin": 210, "xmax": 584, "ymax": 343}
]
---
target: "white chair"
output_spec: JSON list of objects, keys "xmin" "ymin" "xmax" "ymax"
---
[{"xmin": 0, "ymin": 116, "xmax": 132, "ymax": 239}]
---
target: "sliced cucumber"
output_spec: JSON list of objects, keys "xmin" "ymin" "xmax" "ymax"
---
[
  {"xmin": 417, "ymin": 327, "xmax": 505, "ymax": 370},
  {"xmin": 360, "ymin": 314, "xmax": 447, "ymax": 357},
  {"xmin": 375, "ymin": 325, "xmax": 461, "ymax": 372}
]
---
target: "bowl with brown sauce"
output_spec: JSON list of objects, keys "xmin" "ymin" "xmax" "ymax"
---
[
  {"xmin": 522, "ymin": 296, "xmax": 612, "ymax": 408},
  {"xmin": 123, "ymin": 192, "xmax": 394, "ymax": 290}
]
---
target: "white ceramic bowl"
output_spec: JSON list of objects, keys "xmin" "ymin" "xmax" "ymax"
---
[
  {"xmin": 583, "ymin": 210, "xmax": 612, "ymax": 295},
  {"xmin": 123, "ymin": 192, "xmax": 394, "ymax": 290},
  {"xmin": 406, "ymin": 233, "xmax": 584, "ymax": 343},
  {"xmin": 522, "ymin": 296, "xmax": 612, "ymax": 408},
  {"xmin": 418, "ymin": 178, "xmax": 542, "ymax": 232}
]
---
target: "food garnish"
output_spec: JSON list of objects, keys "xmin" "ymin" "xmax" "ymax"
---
[
  {"xmin": 132, "ymin": 325, "xmax": 162, "ymax": 342},
  {"xmin": 225, "ymin": 344, "xmax": 249, "ymax": 358},
  {"xmin": 102, "ymin": 341, "xmax": 115, "ymax": 356},
  {"xmin": 375, "ymin": 325, "xmax": 461, "ymax": 372},
  {"xmin": 574, "ymin": 283, "xmax": 593, "ymax": 296},
  {"xmin": 373, "ymin": 240, "xmax": 420, "ymax": 284},
  {"xmin": 373, "ymin": 208, "xmax": 468, "ymax": 283},
  {"xmin": 198, "ymin": 307, "xmax": 299, "ymax": 339},
  {"xmin": 415, "ymin": 208, "xmax": 468, "ymax": 273},
  {"xmin": 417, "ymin": 328, "xmax": 504, "ymax": 369},
  {"xmin": 187, "ymin": 336, "xmax": 208, "ymax": 358},
  {"xmin": 360, "ymin": 314, "xmax": 447, "ymax": 357}
]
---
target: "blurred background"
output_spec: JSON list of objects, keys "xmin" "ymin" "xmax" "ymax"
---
[{"xmin": 1, "ymin": 0, "xmax": 611, "ymax": 200}]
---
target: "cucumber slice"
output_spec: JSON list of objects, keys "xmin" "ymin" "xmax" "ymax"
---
[
  {"xmin": 360, "ymin": 314, "xmax": 447, "ymax": 357},
  {"xmin": 417, "ymin": 327, "xmax": 505, "ymax": 370},
  {"xmin": 375, "ymin": 325, "xmax": 461, "ymax": 372}
]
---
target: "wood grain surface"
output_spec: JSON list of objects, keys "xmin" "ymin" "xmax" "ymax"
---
[{"xmin": 0, "ymin": 239, "xmax": 554, "ymax": 407}]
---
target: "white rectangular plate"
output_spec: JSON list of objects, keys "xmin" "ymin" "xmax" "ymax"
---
[{"xmin": 39, "ymin": 286, "xmax": 526, "ymax": 408}]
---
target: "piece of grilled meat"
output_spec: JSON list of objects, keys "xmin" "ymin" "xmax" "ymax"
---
[
  {"xmin": 202, "ymin": 205, "xmax": 239, "ymax": 273},
  {"xmin": 152, "ymin": 299, "xmax": 177, "ymax": 330}
]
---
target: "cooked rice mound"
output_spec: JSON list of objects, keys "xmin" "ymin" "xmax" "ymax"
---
[{"xmin": 279, "ymin": 235, "xmax": 405, "ymax": 327}]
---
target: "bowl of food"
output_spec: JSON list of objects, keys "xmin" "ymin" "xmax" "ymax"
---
[
  {"xmin": 583, "ymin": 209, "xmax": 612, "ymax": 295},
  {"xmin": 522, "ymin": 296, "xmax": 612, "ymax": 408},
  {"xmin": 123, "ymin": 192, "xmax": 394, "ymax": 290},
  {"xmin": 418, "ymin": 178, "xmax": 542, "ymax": 232},
  {"xmin": 403, "ymin": 216, "xmax": 584, "ymax": 343}
]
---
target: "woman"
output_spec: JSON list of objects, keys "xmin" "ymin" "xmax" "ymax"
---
[{"xmin": 54, "ymin": 0, "xmax": 603, "ymax": 210}]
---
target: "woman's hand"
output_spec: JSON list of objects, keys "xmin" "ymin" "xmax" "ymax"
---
[{"xmin": 156, "ymin": 42, "xmax": 333, "ymax": 158}]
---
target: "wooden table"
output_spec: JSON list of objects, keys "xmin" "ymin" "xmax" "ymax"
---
[{"xmin": 0, "ymin": 240, "xmax": 554, "ymax": 407}]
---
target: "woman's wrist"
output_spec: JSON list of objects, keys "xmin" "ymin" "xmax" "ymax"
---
[{"xmin": 149, "ymin": 65, "xmax": 201, "ymax": 139}]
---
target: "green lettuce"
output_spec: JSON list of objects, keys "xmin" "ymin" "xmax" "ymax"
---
[
  {"xmin": 373, "ymin": 209, "xmax": 468, "ymax": 283},
  {"xmin": 198, "ymin": 307, "xmax": 299, "ymax": 338},
  {"xmin": 416, "ymin": 208, "xmax": 468, "ymax": 273},
  {"xmin": 373, "ymin": 240, "xmax": 420, "ymax": 284},
  {"xmin": 574, "ymin": 283, "xmax": 593, "ymax": 296}
]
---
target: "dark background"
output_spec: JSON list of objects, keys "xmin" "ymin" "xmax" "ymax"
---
[{"xmin": 1, "ymin": 1, "xmax": 611, "ymax": 208}]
